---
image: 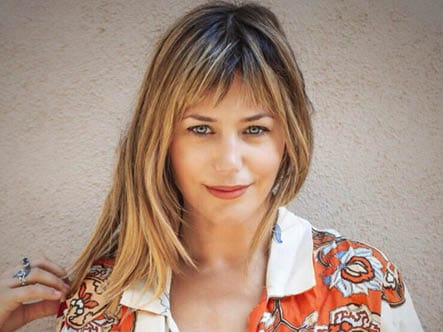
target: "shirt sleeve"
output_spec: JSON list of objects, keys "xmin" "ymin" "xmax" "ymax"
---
[
  {"xmin": 377, "ymin": 253, "xmax": 423, "ymax": 332},
  {"xmin": 381, "ymin": 286, "xmax": 423, "ymax": 331},
  {"xmin": 54, "ymin": 258, "xmax": 135, "ymax": 331}
]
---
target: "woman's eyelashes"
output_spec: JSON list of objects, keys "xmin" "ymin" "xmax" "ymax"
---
[
  {"xmin": 244, "ymin": 125, "xmax": 269, "ymax": 135},
  {"xmin": 187, "ymin": 125, "xmax": 270, "ymax": 136},
  {"xmin": 188, "ymin": 124, "xmax": 212, "ymax": 135}
]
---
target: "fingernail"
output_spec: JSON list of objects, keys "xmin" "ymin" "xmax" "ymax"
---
[{"xmin": 53, "ymin": 290, "xmax": 62, "ymax": 297}]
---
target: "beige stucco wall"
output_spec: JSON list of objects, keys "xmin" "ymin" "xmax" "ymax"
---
[{"xmin": 0, "ymin": 0, "xmax": 441, "ymax": 331}]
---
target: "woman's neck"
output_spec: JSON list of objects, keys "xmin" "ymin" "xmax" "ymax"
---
[{"xmin": 179, "ymin": 207, "xmax": 274, "ymax": 272}]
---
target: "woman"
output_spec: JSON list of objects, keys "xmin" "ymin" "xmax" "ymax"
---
[{"xmin": 1, "ymin": 2, "xmax": 422, "ymax": 331}]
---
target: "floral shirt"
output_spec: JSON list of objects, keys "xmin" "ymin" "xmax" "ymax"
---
[{"xmin": 55, "ymin": 207, "xmax": 423, "ymax": 331}]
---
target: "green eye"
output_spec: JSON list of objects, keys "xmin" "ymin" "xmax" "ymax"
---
[
  {"xmin": 245, "ymin": 126, "xmax": 268, "ymax": 135},
  {"xmin": 189, "ymin": 125, "xmax": 211, "ymax": 135}
]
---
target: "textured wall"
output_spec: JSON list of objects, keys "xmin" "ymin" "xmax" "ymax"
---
[{"xmin": 0, "ymin": 0, "xmax": 441, "ymax": 331}]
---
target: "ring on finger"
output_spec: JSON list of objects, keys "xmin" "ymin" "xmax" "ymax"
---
[
  {"xmin": 22, "ymin": 257, "xmax": 31, "ymax": 272},
  {"xmin": 14, "ymin": 257, "xmax": 32, "ymax": 286},
  {"xmin": 14, "ymin": 268, "xmax": 30, "ymax": 286}
]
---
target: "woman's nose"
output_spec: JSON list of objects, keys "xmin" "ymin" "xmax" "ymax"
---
[{"xmin": 213, "ymin": 135, "xmax": 243, "ymax": 173}]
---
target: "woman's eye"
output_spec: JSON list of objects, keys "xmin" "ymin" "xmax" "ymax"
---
[
  {"xmin": 188, "ymin": 125, "xmax": 212, "ymax": 135},
  {"xmin": 245, "ymin": 126, "xmax": 269, "ymax": 135}
]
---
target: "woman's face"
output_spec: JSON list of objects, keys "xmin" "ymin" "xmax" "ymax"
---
[{"xmin": 169, "ymin": 79, "xmax": 285, "ymax": 225}]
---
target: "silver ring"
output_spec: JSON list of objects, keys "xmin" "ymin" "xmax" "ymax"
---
[
  {"xmin": 14, "ymin": 268, "xmax": 30, "ymax": 286},
  {"xmin": 14, "ymin": 257, "xmax": 31, "ymax": 286}
]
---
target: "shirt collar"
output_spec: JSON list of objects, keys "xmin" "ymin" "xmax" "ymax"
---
[
  {"xmin": 266, "ymin": 206, "xmax": 316, "ymax": 298},
  {"xmin": 120, "ymin": 207, "xmax": 316, "ymax": 313},
  {"xmin": 120, "ymin": 272, "xmax": 172, "ymax": 315}
]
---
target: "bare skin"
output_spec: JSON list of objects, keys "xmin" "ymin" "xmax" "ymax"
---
[
  {"xmin": 171, "ymin": 260, "xmax": 267, "ymax": 331},
  {"xmin": 168, "ymin": 79, "xmax": 285, "ymax": 331},
  {"xmin": 0, "ymin": 256, "xmax": 70, "ymax": 332},
  {"xmin": 170, "ymin": 211, "xmax": 270, "ymax": 332}
]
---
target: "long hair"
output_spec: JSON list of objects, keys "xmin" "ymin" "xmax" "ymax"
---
[{"xmin": 69, "ymin": 1, "xmax": 313, "ymax": 307}]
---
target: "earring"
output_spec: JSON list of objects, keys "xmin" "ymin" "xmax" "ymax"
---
[{"xmin": 271, "ymin": 179, "xmax": 281, "ymax": 195}]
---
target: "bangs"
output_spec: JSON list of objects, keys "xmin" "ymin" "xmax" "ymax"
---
[
  {"xmin": 159, "ymin": 5, "xmax": 288, "ymax": 120},
  {"xmin": 184, "ymin": 69, "xmax": 281, "ymax": 117}
]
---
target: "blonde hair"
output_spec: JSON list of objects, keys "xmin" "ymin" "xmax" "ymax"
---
[{"xmin": 69, "ymin": 1, "xmax": 313, "ymax": 307}]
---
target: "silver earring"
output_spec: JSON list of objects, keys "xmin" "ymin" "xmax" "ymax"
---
[{"xmin": 271, "ymin": 181, "xmax": 280, "ymax": 195}]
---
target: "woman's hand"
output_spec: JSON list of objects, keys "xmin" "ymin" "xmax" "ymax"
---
[{"xmin": 0, "ymin": 256, "xmax": 70, "ymax": 332}]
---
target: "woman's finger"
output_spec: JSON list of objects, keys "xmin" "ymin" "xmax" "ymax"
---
[
  {"xmin": 0, "ymin": 256, "xmax": 68, "ymax": 331},
  {"xmin": 0, "ymin": 282, "xmax": 63, "ymax": 330},
  {"xmin": 10, "ymin": 283, "xmax": 64, "ymax": 304},
  {"xmin": 31, "ymin": 255, "xmax": 68, "ymax": 278},
  {"xmin": 2, "ymin": 256, "xmax": 68, "ymax": 281},
  {"xmin": 23, "ymin": 299, "xmax": 61, "ymax": 321},
  {"xmin": 7, "ymin": 267, "xmax": 70, "ymax": 294},
  {"xmin": 0, "ymin": 300, "xmax": 61, "ymax": 332}
]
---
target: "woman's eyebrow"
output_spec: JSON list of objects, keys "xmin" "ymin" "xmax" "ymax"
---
[
  {"xmin": 183, "ymin": 114, "xmax": 216, "ymax": 122},
  {"xmin": 183, "ymin": 112, "xmax": 273, "ymax": 122},
  {"xmin": 242, "ymin": 113, "xmax": 273, "ymax": 122}
]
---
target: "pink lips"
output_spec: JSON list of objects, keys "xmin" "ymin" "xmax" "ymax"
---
[{"xmin": 205, "ymin": 185, "xmax": 249, "ymax": 200}]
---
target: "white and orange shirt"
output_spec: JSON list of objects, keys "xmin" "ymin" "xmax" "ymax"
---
[{"xmin": 55, "ymin": 207, "xmax": 423, "ymax": 331}]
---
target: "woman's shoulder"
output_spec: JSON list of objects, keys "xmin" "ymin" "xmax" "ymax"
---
[
  {"xmin": 55, "ymin": 258, "xmax": 136, "ymax": 331},
  {"xmin": 277, "ymin": 207, "xmax": 405, "ymax": 306},
  {"xmin": 311, "ymin": 227, "xmax": 405, "ymax": 307}
]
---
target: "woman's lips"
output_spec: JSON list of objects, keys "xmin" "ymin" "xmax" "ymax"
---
[{"xmin": 205, "ymin": 185, "xmax": 249, "ymax": 200}]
